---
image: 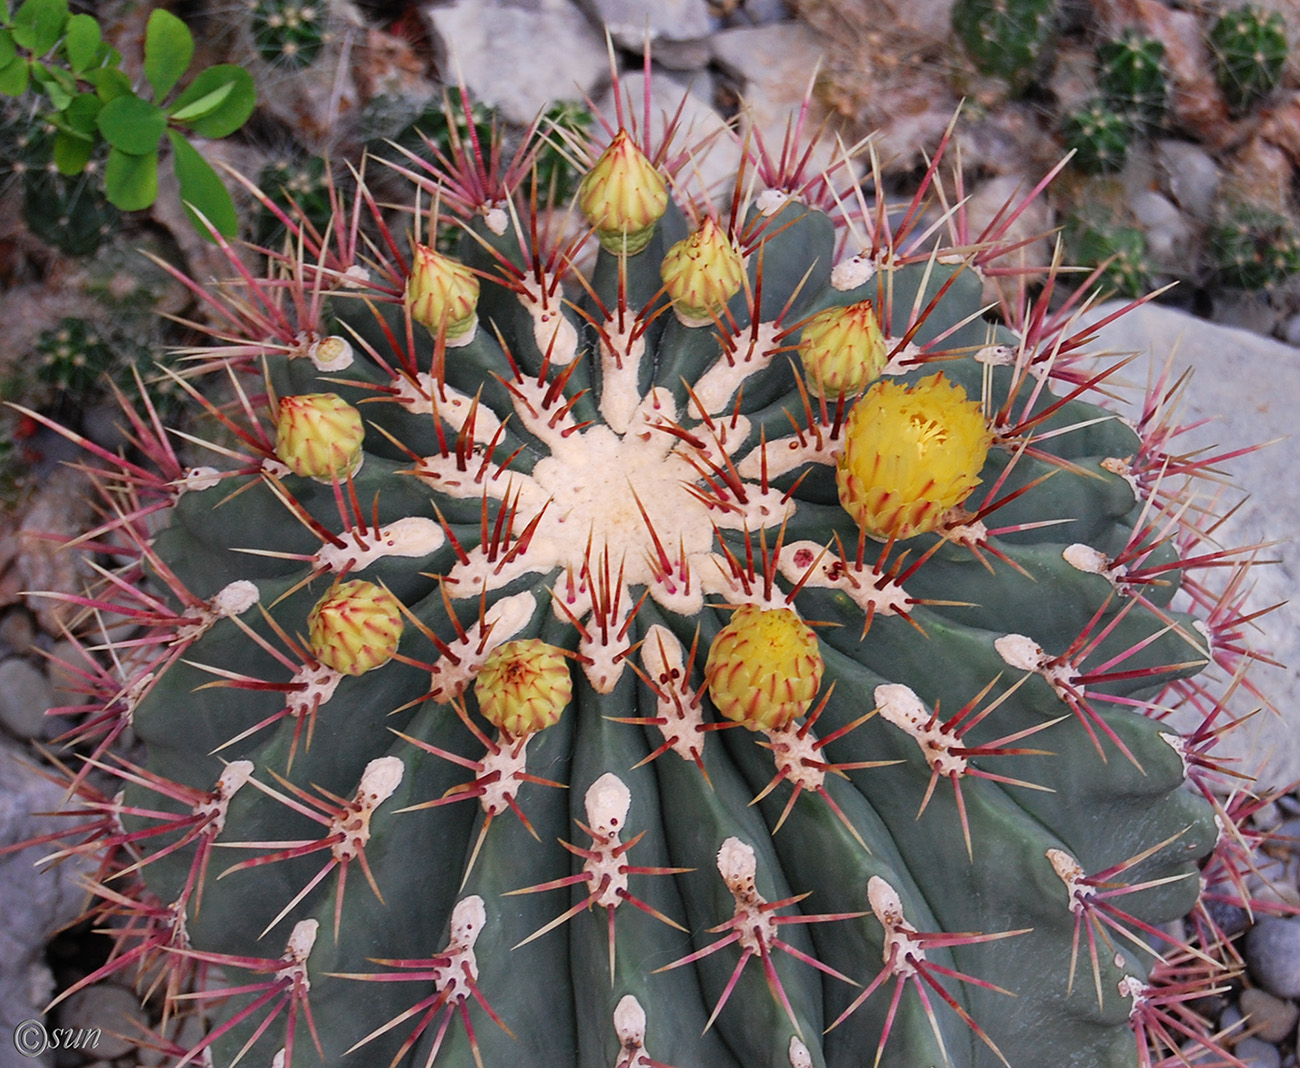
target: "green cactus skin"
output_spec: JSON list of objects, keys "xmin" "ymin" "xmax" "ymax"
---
[
  {"xmin": 1209, "ymin": 203, "xmax": 1300, "ymax": 290},
  {"xmin": 952, "ymin": 0, "xmax": 1059, "ymax": 88},
  {"xmin": 4, "ymin": 116, "xmax": 119, "ymax": 257},
  {"xmin": 1097, "ymin": 31, "xmax": 1169, "ymax": 135},
  {"xmin": 1064, "ymin": 213, "xmax": 1153, "ymax": 298},
  {"xmin": 1208, "ymin": 4, "xmax": 1288, "ymax": 111},
  {"xmin": 25, "ymin": 85, "xmax": 1274, "ymax": 1068},
  {"xmin": 250, "ymin": 0, "xmax": 328, "ymax": 68},
  {"xmin": 1061, "ymin": 98, "xmax": 1132, "ymax": 174}
]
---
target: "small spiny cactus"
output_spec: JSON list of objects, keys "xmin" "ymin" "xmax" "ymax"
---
[
  {"xmin": 14, "ymin": 78, "xmax": 1280, "ymax": 1068},
  {"xmin": 249, "ymin": 0, "xmax": 329, "ymax": 69},
  {"xmin": 952, "ymin": 0, "xmax": 1060, "ymax": 88},
  {"xmin": 1096, "ymin": 30, "xmax": 1169, "ymax": 135},
  {"xmin": 1061, "ymin": 97, "xmax": 1131, "ymax": 174},
  {"xmin": 1208, "ymin": 4, "xmax": 1289, "ymax": 111},
  {"xmin": 1209, "ymin": 202, "xmax": 1300, "ymax": 289}
]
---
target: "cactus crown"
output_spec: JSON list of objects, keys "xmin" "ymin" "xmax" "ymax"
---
[{"xmin": 26, "ymin": 78, "xmax": 1270, "ymax": 1068}]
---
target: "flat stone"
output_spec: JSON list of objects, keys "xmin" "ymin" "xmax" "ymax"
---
[
  {"xmin": 1240, "ymin": 987, "xmax": 1299, "ymax": 1043},
  {"xmin": 576, "ymin": 0, "xmax": 711, "ymax": 48},
  {"xmin": 15, "ymin": 471, "xmax": 96, "ymax": 637},
  {"xmin": 0, "ymin": 743, "xmax": 96, "ymax": 1068},
  {"xmin": 0, "ymin": 659, "xmax": 54, "ymax": 741},
  {"xmin": 56, "ymin": 984, "xmax": 145, "ymax": 1060},
  {"xmin": 425, "ymin": 0, "xmax": 607, "ymax": 126},
  {"xmin": 711, "ymin": 24, "xmax": 854, "ymax": 184},
  {"xmin": 1155, "ymin": 139, "xmax": 1223, "ymax": 222},
  {"xmin": 1233, "ymin": 1035, "xmax": 1282, "ymax": 1068},
  {"xmin": 1078, "ymin": 302, "xmax": 1300, "ymax": 791}
]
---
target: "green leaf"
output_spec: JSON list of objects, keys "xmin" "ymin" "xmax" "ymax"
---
[
  {"xmin": 143, "ymin": 9, "xmax": 191, "ymax": 99},
  {"xmin": 167, "ymin": 80, "xmax": 231, "ymax": 122},
  {"xmin": 63, "ymin": 12, "xmax": 100, "ymax": 73},
  {"xmin": 167, "ymin": 129, "xmax": 237, "ymax": 238},
  {"xmin": 86, "ymin": 65, "xmax": 129, "ymax": 101},
  {"xmin": 0, "ymin": 54, "xmax": 27, "ymax": 95},
  {"xmin": 60, "ymin": 89, "xmax": 99, "ymax": 134},
  {"xmin": 97, "ymin": 93, "xmax": 166, "ymax": 155},
  {"xmin": 53, "ymin": 126, "xmax": 92, "ymax": 174},
  {"xmin": 104, "ymin": 145, "xmax": 158, "ymax": 209},
  {"xmin": 168, "ymin": 64, "xmax": 254, "ymax": 138},
  {"xmin": 0, "ymin": 29, "xmax": 15, "ymax": 67},
  {"xmin": 30, "ymin": 58, "xmax": 72, "ymax": 107},
  {"xmin": 10, "ymin": 0, "xmax": 67, "ymax": 55}
]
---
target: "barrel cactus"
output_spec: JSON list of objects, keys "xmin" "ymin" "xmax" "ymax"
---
[{"xmin": 27, "ymin": 85, "xmax": 1272, "ymax": 1068}]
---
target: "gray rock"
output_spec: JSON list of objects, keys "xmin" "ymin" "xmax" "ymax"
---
[
  {"xmin": 576, "ymin": 0, "xmax": 711, "ymax": 48},
  {"xmin": 1128, "ymin": 190, "xmax": 1194, "ymax": 274},
  {"xmin": 0, "ymin": 744, "xmax": 96, "ymax": 1068},
  {"xmin": 0, "ymin": 658, "xmax": 54, "ymax": 741},
  {"xmin": 1240, "ymin": 987, "xmax": 1299, "ymax": 1043},
  {"xmin": 15, "ymin": 470, "xmax": 96, "ymax": 636},
  {"xmin": 426, "ymin": 0, "xmax": 608, "ymax": 126},
  {"xmin": 1247, "ymin": 917, "xmax": 1300, "ymax": 999},
  {"xmin": 1078, "ymin": 302, "xmax": 1300, "ymax": 792},
  {"xmin": 1234, "ymin": 1035, "xmax": 1283, "ymax": 1068},
  {"xmin": 1154, "ymin": 139, "xmax": 1222, "ymax": 222},
  {"xmin": 55, "ymin": 985, "xmax": 146, "ymax": 1060},
  {"xmin": 711, "ymin": 24, "xmax": 852, "ymax": 184}
]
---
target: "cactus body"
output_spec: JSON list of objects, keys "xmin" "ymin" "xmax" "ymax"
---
[
  {"xmin": 1209, "ymin": 4, "xmax": 1288, "ymax": 110},
  {"xmin": 1097, "ymin": 31, "xmax": 1169, "ymax": 135},
  {"xmin": 953, "ymin": 0, "xmax": 1059, "ymax": 87},
  {"xmin": 33, "ymin": 87, "xmax": 1270, "ymax": 1068}
]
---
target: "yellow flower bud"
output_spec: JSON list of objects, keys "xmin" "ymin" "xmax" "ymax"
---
[
  {"xmin": 705, "ymin": 606, "xmax": 823, "ymax": 732},
  {"xmin": 660, "ymin": 217, "xmax": 745, "ymax": 326},
  {"xmin": 578, "ymin": 129, "xmax": 669, "ymax": 255},
  {"xmin": 475, "ymin": 639, "xmax": 572, "ymax": 737},
  {"xmin": 308, "ymin": 580, "xmax": 404, "ymax": 676},
  {"xmin": 836, "ymin": 374, "xmax": 992, "ymax": 539},
  {"xmin": 275, "ymin": 393, "xmax": 365, "ymax": 479},
  {"xmin": 406, "ymin": 244, "xmax": 479, "ymax": 345},
  {"xmin": 797, "ymin": 301, "xmax": 888, "ymax": 396}
]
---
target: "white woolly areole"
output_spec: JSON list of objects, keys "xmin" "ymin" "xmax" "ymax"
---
[
  {"xmin": 789, "ymin": 1036, "xmax": 812, "ymax": 1068},
  {"xmin": 1064, "ymin": 543, "xmax": 1110, "ymax": 575},
  {"xmin": 880, "ymin": 339, "xmax": 924, "ymax": 377},
  {"xmin": 868, "ymin": 875, "xmax": 925, "ymax": 976},
  {"xmin": 585, "ymin": 772, "xmax": 632, "ymax": 837},
  {"xmin": 307, "ymin": 336, "xmax": 354, "ymax": 372},
  {"xmin": 717, "ymin": 836, "xmax": 758, "ymax": 893},
  {"xmin": 287, "ymin": 662, "xmax": 343, "ymax": 719},
  {"xmin": 779, "ymin": 540, "xmax": 910, "ymax": 619},
  {"xmin": 520, "ymin": 281, "xmax": 580, "ymax": 366},
  {"xmin": 357, "ymin": 756, "xmax": 404, "ymax": 808},
  {"xmin": 974, "ymin": 344, "xmax": 1016, "ymax": 367},
  {"xmin": 284, "ymin": 918, "xmax": 319, "ymax": 962},
  {"xmin": 1118, "ymin": 975, "xmax": 1146, "ymax": 1014},
  {"xmin": 213, "ymin": 580, "xmax": 259, "ymax": 617},
  {"xmin": 639, "ymin": 624, "xmax": 706, "ymax": 762},
  {"xmin": 614, "ymin": 994, "xmax": 647, "ymax": 1043},
  {"xmin": 831, "ymin": 253, "xmax": 875, "ymax": 291},
  {"xmin": 271, "ymin": 1050, "xmax": 285, "ymax": 1068},
  {"xmin": 1046, "ymin": 847, "xmax": 1091, "ymax": 912},
  {"xmin": 450, "ymin": 894, "xmax": 487, "ymax": 948},
  {"xmin": 479, "ymin": 737, "xmax": 530, "ymax": 816},
  {"xmin": 394, "ymin": 374, "xmax": 504, "ymax": 444},
  {"xmin": 598, "ymin": 325, "xmax": 647, "ymax": 434},
  {"xmin": 217, "ymin": 760, "xmax": 255, "ymax": 798},
  {"xmin": 755, "ymin": 189, "xmax": 791, "ymax": 216},
  {"xmin": 764, "ymin": 723, "xmax": 825, "ymax": 791},
  {"xmin": 316, "ymin": 517, "xmax": 445, "ymax": 572},
  {"xmin": 180, "ymin": 467, "xmax": 222, "ymax": 494},
  {"xmin": 693, "ymin": 321, "xmax": 783, "ymax": 415},
  {"xmin": 483, "ymin": 207, "xmax": 508, "ymax": 235},
  {"xmin": 875, "ymin": 683, "xmax": 968, "ymax": 776},
  {"xmin": 995, "ymin": 633, "xmax": 1047, "ymax": 672},
  {"xmin": 1159, "ymin": 731, "xmax": 1191, "ymax": 776}
]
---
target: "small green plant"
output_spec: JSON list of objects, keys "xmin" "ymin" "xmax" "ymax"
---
[
  {"xmin": 1097, "ymin": 30, "xmax": 1168, "ymax": 135},
  {"xmin": 952, "ymin": 0, "xmax": 1059, "ymax": 88},
  {"xmin": 250, "ymin": 0, "xmax": 328, "ymax": 69},
  {"xmin": 1208, "ymin": 4, "xmax": 1288, "ymax": 111},
  {"xmin": 1065, "ymin": 210, "xmax": 1153, "ymax": 298},
  {"xmin": 1209, "ymin": 202, "xmax": 1300, "ymax": 289},
  {"xmin": 0, "ymin": 0, "xmax": 256, "ymax": 237},
  {"xmin": 1061, "ymin": 97, "xmax": 1131, "ymax": 174}
]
